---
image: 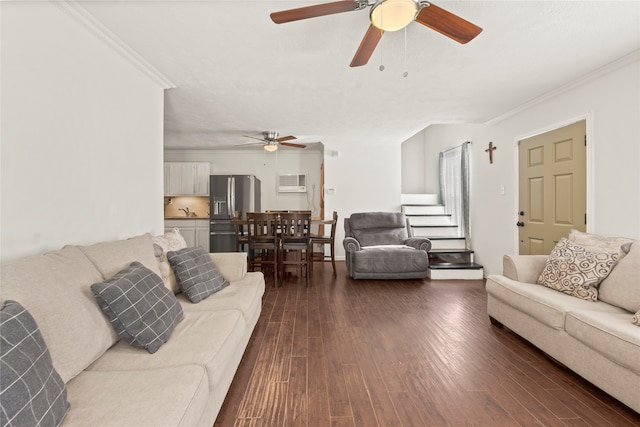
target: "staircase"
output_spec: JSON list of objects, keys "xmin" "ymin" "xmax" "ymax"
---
[{"xmin": 401, "ymin": 194, "xmax": 484, "ymax": 280}]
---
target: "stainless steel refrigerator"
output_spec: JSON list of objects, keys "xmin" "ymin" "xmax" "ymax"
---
[{"xmin": 209, "ymin": 175, "xmax": 261, "ymax": 253}]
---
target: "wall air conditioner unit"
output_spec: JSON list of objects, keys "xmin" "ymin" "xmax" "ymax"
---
[{"xmin": 278, "ymin": 174, "xmax": 307, "ymax": 193}]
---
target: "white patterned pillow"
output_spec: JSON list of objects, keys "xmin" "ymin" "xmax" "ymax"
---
[
  {"xmin": 537, "ymin": 238, "xmax": 619, "ymax": 301},
  {"xmin": 568, "ymin": 229, "xmax": 635, "ymax": 260},
  {"xmin": 0, "ymin": 301, "xmax": 69, "ymax": 427},
  {"xmin": 152, "ymin": 228, "xmax": 188, "ymax": 293},
  {"xmin": 633, "ymin": 310, "xmax": 640, "ymax": 326}
]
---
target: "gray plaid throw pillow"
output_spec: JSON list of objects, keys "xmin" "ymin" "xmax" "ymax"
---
[
  {"xmin": 91, "ymin": 262, "xmax": 183, "ymax": 353},
  {"xmin": 167, "ymin": 246, "xmax": 230, "ymax": 303},
  {"xmin": 1, "ymin": 300, "xmax": 69, "ymax": 427}
]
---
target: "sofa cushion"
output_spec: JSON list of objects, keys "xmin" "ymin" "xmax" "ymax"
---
[
  {"xmin": 87, "ymin": 310, "xmax": 247, "ymax": 391},
  {"xmin": 152, "ymin": 229, "xmax": 188, "ymax": 293},
  {"xmin": 0, "ymin": 301, "xmax": 69, "ymax": 427},
  {"xmin": 537, "ymin": 238, "xmax": 618, "ymax": 301},
  {"xmin": 0, "ymin": 245, "xmax": 117, "ymax": 383},
  {"xmin": 353, "ymin": 246, "xmax": 427, "ymax": 274},
  {"xmin": 568, "ymin": 229, "xmax": 635, "ymax": 260},
  {"xmin": 177, "ymin": 272, "xmax": 265, "ymax": 324},
  {"xmin": 78, "ymin": 233, "xmax": 161, "ymax": 280},
  {"xmin": 64, "ymin": 366, "xmax": 208, "ymax": 427},
  {"xmin": 598, "ymin": 241, "xmax": 640, "ymax": 313},
  {"xmin": 565, "ymin": 308, "xmax": 640, "ymax": 374},
  {"xmin": 633, "ymin": 310, "xmax": 640, "ymax": 326},
  {"xmin": 91, "ymin": 262, "xmax": 183, "ymax": 354},
  {"xmin": 349, "ymin": 212, "xmax": 409, "ymax": 246},
  {"xmin": 167, "ymin": 247, "xmax": 230, "ymax": 303},
  {"xmin": 208, "ymin": 253, "xmax": 248, "ymax": 282},
  {"xmin": 486, "ymin": 275, "xmax": 615, "ymax": 330}
]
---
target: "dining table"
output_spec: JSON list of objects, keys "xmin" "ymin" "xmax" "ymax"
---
[{"xmin": 231, "ymin": 214, "xmax": 334, "ymax": 272}]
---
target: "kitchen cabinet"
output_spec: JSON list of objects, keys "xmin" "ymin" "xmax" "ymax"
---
[
  {"xmin": 196, "ymin": 226, "xmax": 210, "ymax": 252},
  {"xmin": 164, "ymin": 219, "xmax": 210, "ymax": 252},
  {"xmin": 164, "ymin": 162, "xmax": 210, "ymax": 196}
]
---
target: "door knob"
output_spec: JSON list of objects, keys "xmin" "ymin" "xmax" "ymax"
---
[
  {"xmin": 516, "ymin": 221, "xmax": 525, "ymax": 227},
  {"xmin": 519, "ymin": 211, "xmax": 525, "ymax": 216}
]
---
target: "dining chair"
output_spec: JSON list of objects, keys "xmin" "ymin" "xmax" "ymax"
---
[
  {"xmin": 310, "ymin": 211, "xmax": 338, "ymax": 275},
  {"xmin": 279, "ymin": 211, "xmax": 312, "ymax": 287},
  {"xmin": 246, "ymin": 212, "xmax": 280, "ymax": 287},
  {"xmin": 234, "ymin": 218, "xmax": 249, "ymax": 253}
]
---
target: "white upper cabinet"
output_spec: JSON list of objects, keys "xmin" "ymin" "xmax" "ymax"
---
[
  {"xmin": 193, "ymin": 163, "xmax": 210, "ymax": 195},
  {"xmin": 164, "ymin": 162, "xmax": 210, "ymax": 196}
]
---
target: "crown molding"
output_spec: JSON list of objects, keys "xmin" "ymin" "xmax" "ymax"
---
[
  {"xmin": 164, "ymin": 147, "xmax": 324, "ymax": 155},
  {"xmin": 486, "ymin": 50, "xmax": 640, "ymax": 126},
  {"xmin": 52, "ymin": 0, "xmax": 175, "ymax": 90}
]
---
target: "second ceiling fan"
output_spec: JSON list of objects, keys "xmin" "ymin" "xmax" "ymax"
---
[
  {"xmin": 240, "ymin": 131, "xmax": 306, "ymax": 152},
  {"xmin": 270, "ymin": 0, "xmax": 482, "ymax": 67}
]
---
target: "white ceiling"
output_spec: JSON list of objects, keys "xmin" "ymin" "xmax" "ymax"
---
[{"xmin": 81, "ymin": 1, "xmax": 640, "ymax": 151}]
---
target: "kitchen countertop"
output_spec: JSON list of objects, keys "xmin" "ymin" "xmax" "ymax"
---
[{"xmin": 164, "ymin": 216, "xmax": 209, "ymax": 220}]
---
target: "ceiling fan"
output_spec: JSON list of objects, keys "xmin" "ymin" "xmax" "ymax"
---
[
  {"xmin": 270, "ymin": 0, "xmax": 482, "ymax": 67},
  {"xmin": 238, "ymin": 131, "xmax": 307, "ymax": 152}
]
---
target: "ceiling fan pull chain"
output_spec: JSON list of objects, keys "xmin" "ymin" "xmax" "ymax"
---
[
  {"xmin": 378, "ymin": 4, "xmax": 385, "ymax": 71},
  {"xmin": 403, "ymin": 27, "xmax": 408, "ymax": 78}
]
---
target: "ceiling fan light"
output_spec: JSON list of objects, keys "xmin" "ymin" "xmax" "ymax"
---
[
  {"xmin": 264, "ymin": 143, "xmax": 278, "ymax": 152},
  {"xmin": 370, "ymin": 0, "xmax": 418, "ymax": 32}
]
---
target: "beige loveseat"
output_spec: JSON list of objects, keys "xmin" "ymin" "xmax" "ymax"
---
[
  {"xmin": 0, "ymin": 233, "xmax": 265, "ymax": 426},
  {"xmin": 485, "ymin": 234, "xmax": 639, "ymax": 413}
]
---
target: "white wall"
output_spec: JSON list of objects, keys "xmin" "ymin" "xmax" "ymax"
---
[
  {"xmin": 422, "ymin": 124, "xmax": 487, "ymax": 195},
  {"xmin": 1, "ymin": 2, "xmax": 169, "ymax": 261},
  {"xmin": 323, "ymin": 142, "xmax": 402, "ymax": 259},
  {"xmin": 411, "ymin": 54, "xmax": 640, "ymax": 276},
  {"xmin": 164, "ymin": 149, "xmax": 323, "ymax": 215},
  {"xmin": 474, "ymin": 55, "xmax": 640, "ymax": 275},
  {"xmin": 401, "ymin": 131, "xmax": 425, "ymax": 193}
]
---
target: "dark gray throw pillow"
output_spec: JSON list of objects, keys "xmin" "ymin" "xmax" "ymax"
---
[
  {"xmin": 91, "ymin": 261, "xmax": 183, "ymax": 354},
  {"xmin": 167, "ymin": 246, "xmax": 230, "ymax": 303},
  {"xmin": 0, "ymin": 300, "xmax": 70, "ymax": 427}
]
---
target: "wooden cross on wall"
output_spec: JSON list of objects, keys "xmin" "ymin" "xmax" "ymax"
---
[{"xmin": 485, "ymin": 141, "xmax": 497, "ymax": 164}]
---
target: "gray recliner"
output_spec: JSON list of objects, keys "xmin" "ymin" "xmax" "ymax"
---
[{"xmin": 343, "ymin": 212, "xmax": 431, "ymax": 279}]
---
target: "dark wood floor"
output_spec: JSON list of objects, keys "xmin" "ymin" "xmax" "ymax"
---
[{"xmin": 214, "ymin": 262, "xmax": 640, "ymax": 427}]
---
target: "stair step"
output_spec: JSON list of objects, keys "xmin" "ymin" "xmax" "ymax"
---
[
  {"xmin": 407, "ymin": 215, "xmax": 454, "ymax": 226},
  {"xmin": 401, "ymin": 194, "xmax": 439, "ymax": 205},
  {"xmin": 402, "ymin": 205, "xmax": 446, "ymax": 215},
  {"xmin": 412, "ymin": 225, "xmax": 460, "ymax": 237},
  {"xmin": 428, "ymin": 265, "xmax": 484, "ymax": 280},
  {"xmin": 426, "ymin": 237, "xmax": 467, "ymax": 250},
  {"xmin": 429, "ymin": 249, "xmax": 474, "ymax": 254},
  {"xmin": 429, "ymin": 262, "xmax": 483, "ymax": 270},
  {"xmin": 429, "ymin": 250, "xmax": 475, "ymax": 265}
]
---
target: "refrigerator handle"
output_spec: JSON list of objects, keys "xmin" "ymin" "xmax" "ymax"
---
[
  {"xmin": 227, "ymin": 177, "xmax": 232, "ymax": 216},
  {"xmin": 231, "ymin": 176, "xmax": 236, "ymax": 214}
]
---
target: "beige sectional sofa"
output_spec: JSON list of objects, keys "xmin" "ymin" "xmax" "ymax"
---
[
  {"xmin": 485, "ymin": 236, "xmax": 640, "ymax": 413},
  {"xmin": 0, "ymin": 233, "xmax": 265, "ymax": 426}
]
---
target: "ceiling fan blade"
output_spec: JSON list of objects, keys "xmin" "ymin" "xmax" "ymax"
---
[
  {"xmin": 242, "ymin": 135, "xmax": 267, "ymax": 142},
  {"xmin": 276, "ymin": 135, "xmax": 297, "ymax": 142},
  {"xmin": 350, "ymin": 25, "xmax": 384, "ymax": 67},
  {"xmin": 235, "ymin": 142, "xmax": 265, "ymax": 147},
  {"xmin": 271, "ymin": 1, "xmax": 361, "ymax": 24},
  {"xmin": 415, "ymin": 2, "xmax": 482, "ymax": 44},
  {"xmin": 280, "ymin": 142, "xmax": 307, "ymax": 149}
]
